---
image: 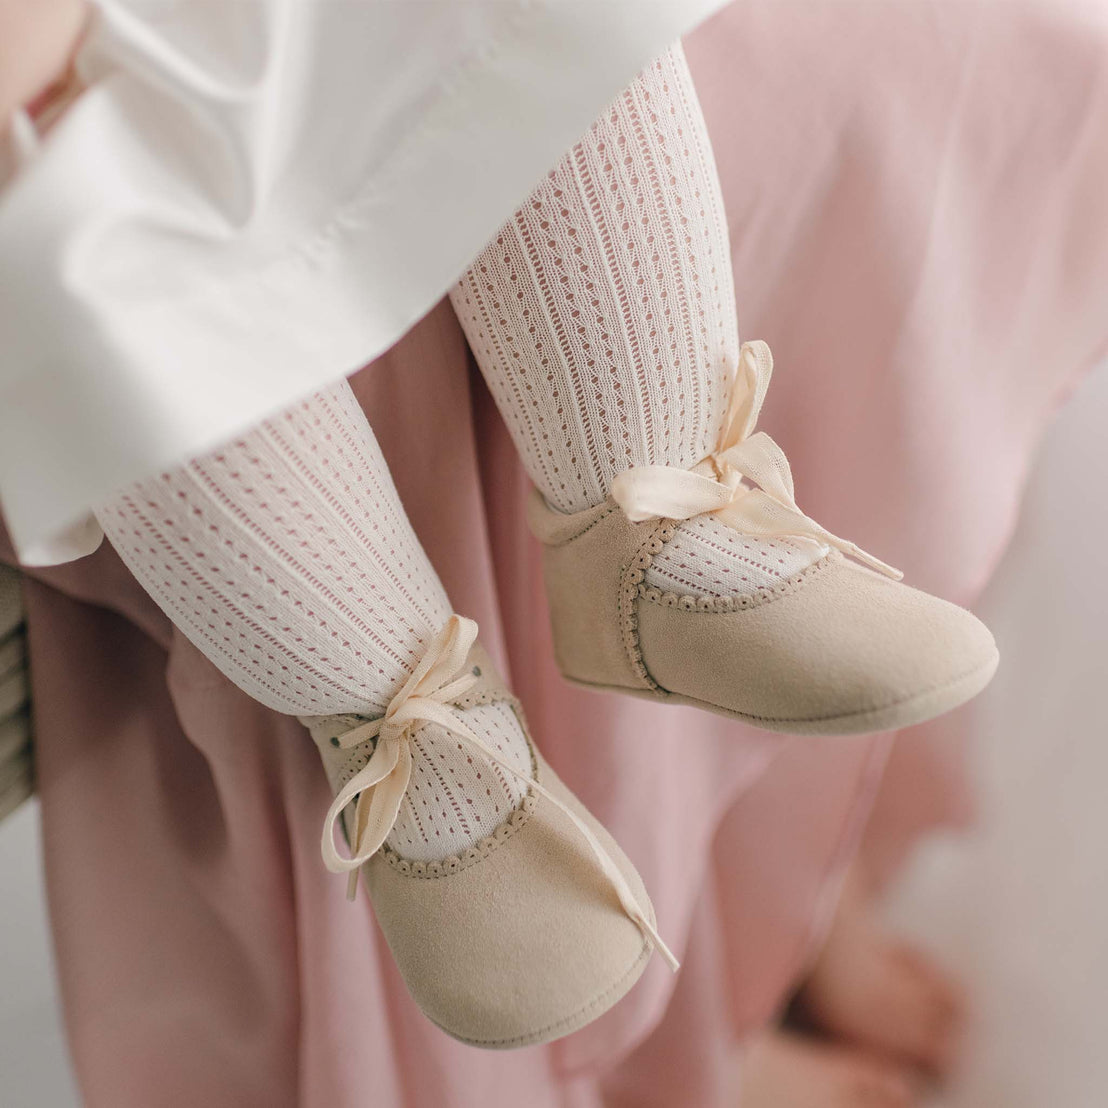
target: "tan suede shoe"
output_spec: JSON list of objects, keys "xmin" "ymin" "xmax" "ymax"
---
[
  {"xmin": 300, "ymin": 616, "xmax": 670, "ymax": 1049},
  {"xmin": 527, "ymin": 342, "xmax": 998, "ymax": 737}
]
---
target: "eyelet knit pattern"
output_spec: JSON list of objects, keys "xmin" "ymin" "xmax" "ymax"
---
[
  {"xmin": 320, "ymin": 685, "xmax": 535, "ymax": 864},
  {"xmin": 450, "ymin": 43, "xmax": 738, "ymax": 514},
  {"xmin": 616, "ymin": 525, "xmax": 838, "ymax": 691},
  {"xmin": 389, "ymin": 701, "xmax": 530, "ymax": 863},
  {"xmin": 645, "ymin": 515, "xmax": 821, "ymax": 598},
  {"xmin": 382, "ymin": 794, "xmax": 540, "ymax": 879},
  {"xmin": 97, "ymin": 380, "xmax": 534, "ymax": 861}
]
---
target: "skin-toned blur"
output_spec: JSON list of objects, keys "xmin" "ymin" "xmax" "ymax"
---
[{"xmin": 0, "ymin": 0, "xmax": 86, "ymax": 128}]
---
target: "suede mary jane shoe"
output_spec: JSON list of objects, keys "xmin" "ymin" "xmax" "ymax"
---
[
  {"xmin": 300, "ymin": 615, "xmax": 674, "ymax": 1049},
  {"xmin": 527, "ymin": 341, "xmax": 998, "ymax": 736}
]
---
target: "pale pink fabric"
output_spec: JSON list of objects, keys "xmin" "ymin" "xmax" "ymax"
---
[{"xmin": 6, "ymin": 3, "xmax": 1108, "ymax": 1105}]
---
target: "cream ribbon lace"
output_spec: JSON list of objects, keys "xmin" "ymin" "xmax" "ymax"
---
[
  {"xmin": 611, "ymin": 341, "xmax": 902, "ymax": 580},
  {"xmin": 320, "ymin": 614, "xmax": 679, "ymax": 971}
]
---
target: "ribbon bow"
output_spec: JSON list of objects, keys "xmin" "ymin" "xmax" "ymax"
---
[
  {"xmin": 321, "ymin": 615, "xmax": 678, "ymax": 971},
  {"xmin": 611, "ymin": 341, "xmax": 902, "ymax": 580}
]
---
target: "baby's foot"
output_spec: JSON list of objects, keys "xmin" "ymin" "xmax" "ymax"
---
[
  {"xmin": 529, "ymin": 341, "xmax": 998, "ymax": 736},
  {"xmin": 742, "ymin": 1030, "xmax": 920, "ymax": 1108},
  {"xmin": 793, "ymin": 879, "xmax": 965, "ymax": 1076},
  {"xmin": 301, "ymin": 615, "xmax": 669, "ymax": 1048}
]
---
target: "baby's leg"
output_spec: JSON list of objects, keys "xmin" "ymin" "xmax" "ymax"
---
[
  {"xmin": 452, "ymin": 43, "xmax": 735, "ymax": 512},
  {"xmin": 451, "ymin": 43, "xmax": 996, "ymax": 740},
  {"xmin": 449, "ymin": 43, "xmax": 817, "ymax": 595},
  {"xmin": 95, "ymin": 379, "xmax": 666, "ymax": 1045},
  {"xmin": 96, "ymin": 380, "xmax": 530, "ymax": 861},
  {"xmin": 448, "ymin": 40, "xmax": 982, "ymax": 1080}
]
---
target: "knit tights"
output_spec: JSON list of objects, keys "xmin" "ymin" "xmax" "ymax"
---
[{"xmin": 96, "ymin": 44, "xmax": 787, "ymax": 861}]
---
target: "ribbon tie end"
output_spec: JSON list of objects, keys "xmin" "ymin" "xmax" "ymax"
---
[{"xmin": 610, "ymin": 341, "xmax": 902, "ymax": 582}]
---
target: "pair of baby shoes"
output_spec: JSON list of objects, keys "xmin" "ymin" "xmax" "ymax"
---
[{"xmin": 306, "ymin": 342, "xmax": 997, "ymax": 1049}]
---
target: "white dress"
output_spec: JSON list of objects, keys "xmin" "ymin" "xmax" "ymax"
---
[{"xmin": 0, "ymin": 0, "xmax": 726, "ymax": 564}]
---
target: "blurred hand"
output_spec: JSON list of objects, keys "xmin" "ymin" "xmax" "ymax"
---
[{"xmin": 0, "ymin": 0, "xmax": 87, "ymax": 127}]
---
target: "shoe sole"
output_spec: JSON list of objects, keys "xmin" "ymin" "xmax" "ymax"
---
[{"xmin": 563, "ymin": 645, "xmax": 1000, "ymax": 737}]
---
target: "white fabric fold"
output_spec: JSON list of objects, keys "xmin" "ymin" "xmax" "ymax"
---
[
  {"xmin": 611, "ymin": 341, "xmax": 903, "ymax": 580},
  {"xmin": 0, "ymin": 0, "xmax": 729, "ymax": 564},
  {"xmin": 319, "ymin": 615, "xmax": 678, "ymax": 971}
]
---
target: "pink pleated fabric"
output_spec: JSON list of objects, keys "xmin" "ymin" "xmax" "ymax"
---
[{"xmin": 6, "ymin": 3, "xmax": 1108, "ymax": 1105}]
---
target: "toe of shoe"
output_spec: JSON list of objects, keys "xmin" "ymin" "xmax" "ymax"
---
[
  {"xmin": 787, "ymin": 559, "xmax": 998, "ymax": 733},
  {"xmin": 638, "ymin": 554, "xmax": 998, "ymax": 735},
  {"xmin": 364, "ymin": 754, "xmax": 657, "ymax": 1048}
]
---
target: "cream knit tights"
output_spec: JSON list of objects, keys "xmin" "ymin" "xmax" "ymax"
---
[
  {"xmin": 450, "ymin": 44, "xmax": 815, "ymax": 597},
  {"xmin": 95, "ymin": 382, "xmax": 529, "ymax": 862},
  {"xmin": 98, "ymin": 46, "xmax": 807, "ymax": 866}
]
